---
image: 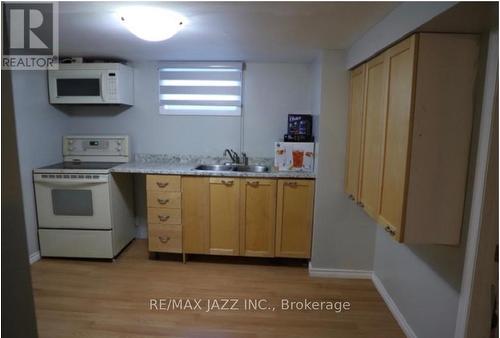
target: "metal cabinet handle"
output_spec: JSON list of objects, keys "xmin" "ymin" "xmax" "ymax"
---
[
  {"xmin": 357, "ymin": 201, "xmax": 364, "ymax": 208},
  {"xmin": 157, "ymin": 198, "xmax": 170, "ymax": 205},
  {"xmin": 348, "ymin": 194, "xmax": 355, "ymax": 201},
  {"xmin": 384, "ymin": 226, "xmax": 396, "ymax": 236},
  {"xmin": 158, "ymin": 236, "xmax": 170, "ymax": 244},
  {"xmin": 158, "ymin": 215, "xmax": 170, "ymax": 222},
  {"xmin": 221, "ymin": 180, "xmax": 234, "ymax": 186},
  {"xmin": 285, "ymin": 182, "xmax": 298, "ymax": 187},
  {"xmin": 247, "ymin": 181, "xmax": 260, "ymax": 187},
  {"xmin": 156, "ymin": 182, "xmax": 169, "ymax": 188}
]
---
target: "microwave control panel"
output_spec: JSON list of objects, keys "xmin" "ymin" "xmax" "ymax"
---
[{"xmin": 105, "ymin": 72, "xmax": 118, "ymax": 100}]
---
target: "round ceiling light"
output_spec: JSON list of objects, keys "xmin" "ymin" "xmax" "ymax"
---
[{"xmin": 117, "ymin": 7, "xmax": 186, "ymax": 42}]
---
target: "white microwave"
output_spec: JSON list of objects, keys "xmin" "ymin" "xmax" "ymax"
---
[{"xmin": 48, "ymin": 63, "xmax": 134, "ymax": 105}]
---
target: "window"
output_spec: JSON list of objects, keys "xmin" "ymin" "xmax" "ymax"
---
[{"xmin": 159, "ymin": 62, "xmax": 243, "ymax": 116}]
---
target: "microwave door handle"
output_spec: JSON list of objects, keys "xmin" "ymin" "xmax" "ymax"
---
[{"xmin": 100, "ymin": 72, "xmax": 108, "ymax": 102}]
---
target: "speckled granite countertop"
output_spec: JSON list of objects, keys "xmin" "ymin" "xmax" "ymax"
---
[{"xmin": 111, "ymin": 154, "xmax": 316, "ymax": 179}]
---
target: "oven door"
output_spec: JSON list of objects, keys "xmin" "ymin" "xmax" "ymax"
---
[
  {"xmin": 34, "ymin": 174, "xmax": 111, "ymax": 229},
  {"xmin": 48, "ymin": 69, "xmax": 106, "ymax": 104}
]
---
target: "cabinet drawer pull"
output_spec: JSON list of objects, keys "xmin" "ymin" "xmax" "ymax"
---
[
  {"xmin": 247, "ymin": 181, "xmax": 260, "ymax": 187},
  {"xmin": 348, "ymin": 194, "xmax": 355, "ymax": 201},
  {"xmin": 285, "ymin": 182, "xmax": 298, "ymax": 187},
  {"xmin": 357, "ymin": 201, "xmax": 364, "ymax": 208},
  {"xmin": 157, "ymin": 198, "xmax": 170, "ymax": 205},
  {"xmin": 221, "ymin": 180, "xmax": 234, "ymax": 186},
  {"xmin": 158, "ymin": 215, "xmax": 170, "ymax": 222},
  {"xmin": 158, "ymin": 236, "xmax": 170, "ymax": 244},
  {"xmin": 156, "ymin": 182, "xmax": 169, "ymax": 188}
]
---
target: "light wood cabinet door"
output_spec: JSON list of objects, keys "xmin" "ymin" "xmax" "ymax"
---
[
  {"xmin": 182, "ymin": 177, "xmax": 209, "ymax": 254},
  {"xmin": 240, "ymin": 178, "xmax": 276, "ymax": 257},
  {"xmin": 275, "ymin": 179, "xmax": 314, "ymax": 258},
  {"xmin": 358, "ymin": 53, "xmax": 388, "ymax": 219},
  {"xmin": 209, "ymin": 177, "xmax": 240, "ymax": 256},
  {"xmin": 345, "ymin": 64, "xmax": 366, "ymax": 201},
  {"xmin": 403, "ymin": 33, "xmax": 478, "ymax": 244},
  {"xmin": 378, "ymin": 36, "xmax": 417, "ymax": 240}
]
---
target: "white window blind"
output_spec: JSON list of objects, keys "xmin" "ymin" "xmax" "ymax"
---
[{"xmin": 159, "ymin": 62, "xmax": 243, "ymax": 116}]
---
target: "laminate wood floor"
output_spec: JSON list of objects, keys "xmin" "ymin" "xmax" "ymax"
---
[{"xmin": 31, "ymin": 240, "xmax": 404, "ymax": 338}]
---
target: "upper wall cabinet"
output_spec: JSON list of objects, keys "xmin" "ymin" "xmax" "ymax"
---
[{"xmin": 345, "ymin": 33, "xmax": 480, "ymax": 245}]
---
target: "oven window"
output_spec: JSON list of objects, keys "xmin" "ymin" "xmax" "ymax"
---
[
  {"xmin": 52, "ymin": 190, "xmax": 93, "ymax": 216},
  {"xmin": 56, "ymin": 79, "xmax": 100, "ymax": 96}
]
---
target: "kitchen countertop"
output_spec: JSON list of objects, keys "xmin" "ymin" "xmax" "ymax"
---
[{"xmin": 111, "ymin": 154, "xmax": 316, "ymax": 179}]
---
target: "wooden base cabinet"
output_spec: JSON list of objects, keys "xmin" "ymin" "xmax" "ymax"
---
[
  {"xmin": 240, "ymin": 178, "xmax": 277, "ymax": 257},
  {"xmin": 181, "ymin": 176, "xmax": 315, "ymax": 259},
  {"xmin": 275, "ymin": 180, "xmax": 315, "ymax": 258},
  {"xmin": 182, "ymin": 177, "xmax": 209, "ymax": 254},
  {"xmin": 345, "ymin": 33, "xmax": 480, "ymax": 244},
  {"xmin": 208, "ymin": 177, "xmax": 240, "ymax": 256}
]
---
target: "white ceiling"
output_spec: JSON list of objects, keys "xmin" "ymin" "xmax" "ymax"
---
[{"xmin": 59, "ymin": 1, "xmax": 399, "ymax": 62}]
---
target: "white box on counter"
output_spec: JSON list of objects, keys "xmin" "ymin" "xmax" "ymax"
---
[{"xmin": 274, "ymin": 142, "xmax": 315, "ymax": 172}]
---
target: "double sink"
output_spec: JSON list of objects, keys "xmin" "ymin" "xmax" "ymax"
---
[{"xmin": 194, "ymin": 164, "xmax": 269, "ymax": 173}]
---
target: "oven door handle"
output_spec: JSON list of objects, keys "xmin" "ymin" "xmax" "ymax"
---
[{"xmin": 34, "ymin": 178, "xmax": 108, "ymax": 185}]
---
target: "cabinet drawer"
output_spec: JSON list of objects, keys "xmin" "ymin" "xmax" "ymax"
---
[
  {"xmin": 148, "ymin": 224, "xmax": 182, "ymax": 253},
  {"xmin": 148, "ymin": 208, "xmax": 181, "ymax": 225},
  {"xmin": 147, "ymin": 175, "xmax": 181, "ymax": 192},
  {"xmin": 147, "ymin": 191, "xmax": 181, "ymax": 209}
]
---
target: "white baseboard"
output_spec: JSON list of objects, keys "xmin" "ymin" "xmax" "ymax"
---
[
  {"xmin": 29, "ymin": 251, "xmax": 41, "ymax": 264},
  {"xmin": 372, "ymin": 273, "xmax": 417, "ymax": 338},
  {"xmin": 308, "ymin": 263, "xmax": 373, "ymax": 279},
  {"xmin": 308, "ymin": 264, "xmax": 417, "ymax": 338}
]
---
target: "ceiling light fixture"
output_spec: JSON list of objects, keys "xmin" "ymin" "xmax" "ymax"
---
[{"xmin": 117, "ymin": 7, "xmax": 186, "ymax": 42}]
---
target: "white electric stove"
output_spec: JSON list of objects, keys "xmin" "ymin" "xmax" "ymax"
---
[{"xmin": 33, "ymin": 135, "xmax": 135, "ymax": 259}]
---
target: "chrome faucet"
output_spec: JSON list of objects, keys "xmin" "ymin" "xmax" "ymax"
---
[
  {"xmin": 223, "ymin": 149, "xmax": 249, "ymax": 165},
  {"xmin": 223, "ymin": 149, "xmax": 240, "ymax": 164},
  {"xmin": 241, "ymin": 152, "xmax": 248, "ymax": 165}
]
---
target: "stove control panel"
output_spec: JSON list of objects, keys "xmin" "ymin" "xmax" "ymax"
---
[{"xmin": 63, "ymin": 135, "xmax": 129, "ymax": 162}]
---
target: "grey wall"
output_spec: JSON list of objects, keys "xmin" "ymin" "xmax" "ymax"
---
[
  {"xmin": 64, "ymin": 61, "xmax": 313, "ymax": 158},
  {"xmin": 373, "ymin": 229, "xmax": 466, "ymax": 338},
  {"xmin": 346, "ymin": 2, "xmax": 455, "ymax": 68},
  {"xmin": 64, "ymin": 61, "xmax": 240, "ymax": 156},
  {"xmin": 242, "ymin": 63, "xmax": 312, "ymax": 157},
  {"xmin": 310, "ymin": 50, "xmax": 376, "ymax": 270},
  {"xmin": 11, "ymin": 70, "xmax": 70, "ymax": 256}
]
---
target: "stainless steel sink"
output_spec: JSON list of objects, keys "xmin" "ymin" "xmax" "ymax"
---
[
  {"xmin": 194, "ymin": 164, "xmax": 269, "ymax": 173},
  {"xmin": 232, "ymin": 165, "xmax": 269, "ymax": 173},
  {"xmin": 194, "ymin": 164, "xmax": 234, "ymax": 171}
]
